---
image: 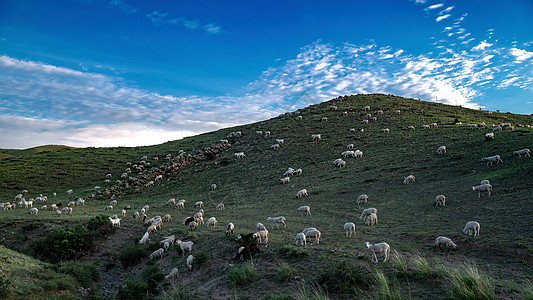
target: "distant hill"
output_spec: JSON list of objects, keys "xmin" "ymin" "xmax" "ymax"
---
[{"xmin": 0, "ymin": 145, "xmax": 75, "ymax": 157}]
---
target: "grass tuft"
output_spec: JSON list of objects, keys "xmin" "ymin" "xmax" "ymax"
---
[
  {"xmin": 228, "ymin": 262, "xmax": 256, "ymax": 286},
  {"xmin": 446, "ymin": 263, "xmax": 495, "ymax": 300},
  {"xmin": 413, "ymin": 253, "xmax": 432, "ymax": 280},
  {"xmin": 373, "ymin": 270, "xmax": 404, "ymax": 300},
  {"xmin": 277, "ymin": 263, "xmax": 294, "ymax": 283},
  {"xmin": 293, "ymin": 282, "xmax": 329, "ymax": 300},
  {"xmin": 391, "ymin": 251, "xmax": 408, "ymax": 277}
]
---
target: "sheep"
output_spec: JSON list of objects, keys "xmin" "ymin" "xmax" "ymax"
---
[
  {"xmin": 234, "ymin": 243, "xmax": 260, "ymax": 260},
  {"xmin": 435, "ymin": 236, "xmax": 457, "ymax": 251},
  {"xmin": 105, "ymin": 205, "xmax": 113, "ymax": 211},
  {"xmin": 194, "ymin": 201, "xmax": 204, "ymax": 208},
  {"xmin": 163, "ymin": 214, "xmax": 172, "ymax": 222},
  {"xmin": 293, "ymin": 168, "xmax": 303, "ymax": 176},
  {"xmin": 330, "ymin": 105, "xmax": 337, "ymax": 110},
  {"xmin": 226, "ymin": 222, "xmax": 235, "ymax": 235},
  {"xmin": 382, "ymin": 128, "xmax": 390, "ymax": 133},
  {"xmin": 133, "ymin": 211, "xmax": 140, "ymax": 219},
  {"xmin": 429, "ymin": 123, "xmax": 438, "ymax": 128},
  {"xmin": 513, "ymin": 148, "xmax": 530, "ymax": 158},
  {"xmin": 211, "ymin": 183, "xmax": 217, "ymax": 190},
  {"xmin": 436, "ymin": 146, "xmax": 447, "ymax": 154},
  {"xmin": 187, "ymin": 255, "xmax": 194, "ymax": 271},
  {"xmin": 120, "ymin": 209, "xmax": 126, "ymax": 217},
  {"xmin": 256, "ymin": 223, "xmax": 266, "ymax": 232},
  {"xmin": 41, "ymin": 205, "xmax": 47, "ymax": 210},
  {"xmin": 296, "ymin": 189, "xmax": 308, "ymax": 199},
  {"xmin": 253, "ymin": 229, "xmax": 269, "ymax": 244},
  {"xmin": 311, "ymin": 134, "xmax": 322, "ymax": 141},
  {"xmin": 481, "ymin": 155, "xmax": 503, "ymax": 166},
  {"xmin": 342, "ymin": 150, "xmax": 356, "ymax": 157},
  {"xmin": 109, "ymin": 217, "xmax": 121, "ymax": 227},
  {"xmin": 216, "ymin": 203, "xmax": 225, "ymax": 210},
  {"xmin": 294, "ymin": 232, "xmax": 306, "ymax": 247},
  {"xmin": 395, "ymin": 110, "xmax": 401, "ymax": 114},
  {"xmin": 176, "ymin": 199, "xmax": 185, "ymax": 209},
  {"xmin": 76, "ymin": 198, "xmax": 85, "ymax": 206},
  {"xmin": 267, "ymin": 216, "xmax": 286, "ymax": 229},
  {"xmin": 110, "ymin": 200, "xmax": 117, "ymax": 206},
  {"xmin": 344, "ymin": 222, "xmax": 356, "ymax": 238},
  {"xmin": 234, "ymin": 152, "xmax": 246, "ymax": 158},
  {"xmin": 142, "ymin": 205, "xmax": 150, "ymax": 212},
  {"xmin": 480, "ymin": 180, "xmax": 490, "ymax": 185},
  {"xmin": 407, "ymin": 126, "xmax": 415, "ymax": 130},
  {"xmin": 50, "ymin": 204, "xmax": 59, "ymax": 211},
  {"xmin": 362, "ymin": 106, "xmax": 370, "ymax": 111},
  {"xmin": 176, "ymin": 240, "xmax": 194, "ymax": 254},
  {"xmin": 219, "ymin": 139, "xmax": 229, "ymax": 145},
  {"xmin": 361, "ymin": 119, "xmax": 369, "ymax": 124},
  {"xmin": 139, "ymin": 232, "xmax": 150, "ymax": 244},
  {"xmin": 365, "ymin": 242, "xmax": 390, "ymax": 263},
  {"xmin": 333, "ymin": 158, "xmax": 346, "ymax": 168},
  {"xmin": 29, "ymin": 207, "xmax": 38, "ymax": 215},
  {"xmin": 275, "ymin": 139, "xmax": 284, "ymax": 144},
  {"xmin": 347, "ymin": 143, "xmax": 354, "ymax": 149},
  {"xmin": 376, "ymin": 110, "xmax": 384, "ymax": 114},
  {"xmin": 422, "ymin": 124, "xmax": 430, "ymax": 129},
  {"xmin": 463, "ymin": 221, "xmax": 480, "ymax": 237},
  {"xmin": 256, "ymin": 130, "xmax": 263, "ymax": 135},
  {"xmin": 455, "ymin": 122, "xmax": 462, "ymax": 125},
  {"xmin": 67, "ymin": 201, "xmax": 75, "ymax": 207},
  {"xmin": 485, "ymin": 133, "xmax": 494, "ymax": 141},
  {"xmin": 189, "ymin": 221, "xmax": 198, "ymax": 231},
  {"xmin": 279, "ymin": 177, "xmax": 290, "ymax": 184},
  {"xmin": 271, "ymin": 144, "xmax": 280, "ymax": 150},
  {"xmin": 66, "ymin": 189, "xmax": 73, "ymax": 195},
  {"xmin": 160, "ymin": 235, "xmax": 176, "ymax": 245},
  {"xmin": 435, "ymin": 195, "xmax": 446, "ymax": 206},
  {"xmin": 296, "ymin": 205, "xmax": 311, "ymax": 216},
  {"xmin": 403, "ymin": 175, "xmax": 415, "ymax": 184},
  {"xmin": 354, "ymin": 150, "xmax": 363, "ymax": 158},
  {"xmin": 359, "ymin": 208, "xmax": 377, "ymax": 223},
  {"xmin": 56, "ymin": 209, "xmax": 62, "ymax": 217},
  {"xmin": 206, "ymin": 217, "xmax": 218, "ymax": 228},
  {"xmin": 472, "ymin": 184, "xmax": 492, "ymax": 198},
  {"xmin": 356, "ymin": 194, "xmax": 368, "ymax": 204},
  {"xmin": 283, "ymin": 167, "xmax": 295, "ymax": 177},
  {"xmin": 163, "ymin": 241, "xmax": 170, "ymax": 251},
  {"xmin": 149, "ymin": 248, "xmax": 164, "ymax": 260},
  {"xmin": 364, "ymin": 113, "xmax": 372, "ymax": 119},
  {"xmin": 147, "ymin": 224, "xmax": 158, "ymax": 234},
  {"xmin": 492, "ymin": 126, "xmax": 502, "ymax": 132},
  {"xmin": 305, "ymin": 229, "xmax": 321, "ymax": 244},
  {"xmin": 165, "ymin": 268, "xmax": 179, "ymax": 281},
  {"xmin": 183, "ymin": 216, "xmax": 195, "ymax": 226},
  {"xmin": 365, "ymin": 213, "xmax": 378, "ymax": 226},
  {"xmin": 167, "ymin": 198, "xmax": 176, "ymax": 206}
]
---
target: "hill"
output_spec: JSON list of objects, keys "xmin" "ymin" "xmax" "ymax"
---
[
  {"xmin": 0, "ymin": 94, "xmax": 532, "ymax": 299},
  {"xmin": 0, "ymin": 145, "xmax": 75, "ymax": 157}
]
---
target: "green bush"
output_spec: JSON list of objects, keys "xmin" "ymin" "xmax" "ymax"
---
[
  {"xmin": 317, "ymin": 260, "xmax": 372, "ymax": 295},
  {"xmin": 277, "ymin": 263, "xmax": 294, "ymax": 283},
  {"xmin": 51, "ymin": 261, "xmax": 100, "ymax": 288},
  {"xmin": 193, "ymin": 251, "xmax": 208, "ymax": 268},
  {"xmin": 141, "ymin": 265, "xmax": 165, "ymax": 293},
  {"xmin": 228, "ymin": 262, "xmax": 256, "ymax": 286},
  {"xmin": 117, "ymin": 280, "xmax": 148, "ymax": 300},
  {"xmin": 87, "ymin": 214, "xmax": 115, "ymax": 238},
  {"xmin": 32, "ymin": 224, "xmax": 93, "ymax": 262},
  {"xmin": 119, "ymin": 245, "xmax": 147, "ymax": 268}
]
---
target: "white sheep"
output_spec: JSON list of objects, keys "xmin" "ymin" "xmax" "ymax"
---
[
  {"xmin": 147, "ymin": 224, "xmax": 158, "ymax": 234},
  {"xmin": 513, "ymin": 148, "xmax": 530, "ymax": 158},
  {"xmin": 347, "ymin": 143, "xmax": 354, "ymax": 149},
  {"xmin": 121, "ymin": 209, "xmax": 126, "ymax": 217},
  {"xmin": 362, "ymin": 106, "xmax": 370, "ymax": 111},
  {"xmin": 333, "ymin": 158, "xmax": 346, "ymax": 168},
  {"xmin": 108, "ymin": 217, "xmax": 121, "ymax": 227},
  {"xmin": 279, "ymin": 177, "xmax": 290, "ymax": 184},
  {"xmin": 342, "ymin": 150, "xmax": 356, "ymax": 158},
  {"xmin": 296, "ymin": 205, "xmax": 311, "ymax": 216},
  {"xmin": 492, "ymin": 126, "xmax": 502, "ymax": 132},
  {"xmin": 407, "ymin": 126, "xmax": 415, "ymax": 130},
  {"xmin": 29, "ymin": 207, "xmax": 38, "ymax": 215},
  {"xmin": 187, "ymin": 255, "xmax": 194, "ymax": 271},
  {"xmin": 311, "ymin": 134, "xmax": 322, "ymax": 140},
  {"xmin": 481, "ymin": 155, "xmax": 503, "ymax": 166},
  {"xmin": 463, "ymin": 221, "xmax": 480, "ymax": 237},
  {"xmin": 356, "ymin": 194, "xmax": 368, "ymax": 204},
  {"xmin": 276, "ymin": 139, "xmax": 284, "ymax": 144},
  {"xmin": 283, "ymin": 167, "xmax": 295, "ymax": 177},
  {"xmin": 56, "ymin": 209, "xmax": 62, "ymax": 217},
  {"xmin": 296, "ymin": 189, "xmax": 308, "ymax": 198},
  {"xmin": 435, "ymin": 236, "xmax": 457, "ymax": 251},
  {"xmin": 160, "ymin": 235, "xmax": 176, "ymax": 245},
  {"xmin": 189, "ymin": 221, "xmax": 198, "ymax": 231},
  {"xmin": 216, "ymin": 203, "xmax": 225, "ymax": 210},
  {"xmin": 256, "ymin": 222, "xmax": 266, "ymax": 232},
  {"xmin": 66, "ymin": 189, "xmax": 73, "ymax": 195},
  {"xmin": 176, "ymin": 240, "xmax": 194, "ymax": 254},
  {"xmin": 321, "ymin": 117, "xmax": 328, "ymax": 122},
  {"xmin": 139, "ymin": 232, "xmax": 150, "ymax": 244},
  {"xmin": 436, "ymin": 146, "xmax": 447, "ymax": 154},
  {"xmin": 365, "ymin": 242, "xmax": 390, "ymax": 263},
  {"xmin": 105, "ymin": 205, "xmax": 113, "ymax": 211},
  {"xmin": 165, "ymin": 268, "xmax": 179, "ymax": 281},
  {"xmin": 163, "ymin": 214, "xmax": 172, "ymax": 222},
  {"xmin": 485, "ymin": 133, "xmax": 494, "ymax": 141},
  {"xmin": 403, "ymin": 175, "xmax": 415, "ymax": 184},
  {"xmin": 76, "ymin": 198, "xmax": 85, "ymax": 206},
  {"xmin": 472, "ymin": 184, "xmax": 492, "ymax": 198},
  {"xmin": 67, "ymin": 201, "xmax": 75, "ymax": 207},
  {"xmin": 226, "ymin": 222, "xmax": 235, "ymax": 235},
  {"xmin": 305, "ymin": 229, "xmax": 321, "ymax": 244},
  {"xmin": 271, "ymin": 144, "xmax": 280, "ymax": 150},
  {"xmin": 234, "ymin": 152, "xmax": 246, "ymax": 158},
  {"xmin": 133, "ymin": 211, "xmax": 140, "ymax": 219},
  {"xmin": 359, "ymin": 208, "xmax": 377, "ymax": 223},
  {"xmin": 206, "ymin": 217, "xmax": 218, "ymax": 228},
  {"xmin": 365, "ymin": 213, "xmax": 377, "ymax": 226},
  {"xmin": 167, "ymin": 198, "xmax": 176, "ymax": 206},
  {"xmin": 293, "ymin": 168, "xmax": 303, "ymax": 176},
  {"xmin": 435, "ymin": 195, "xmax": 446, "ymax": 206},
  {"xmin": 253, "ymin": 229, "xmax": 269, "ymax": 244},
  {"xmin": 294, "ymin": 232, "xmax": 306, "ymax": 247},
  {"xmin": 344, "ymin": 222, "xmax": 356, "ymax": 238},
  {"xmin": 176, "ymin": 199, "xmax": 185, "ymax": 209},
  {"xmin": 267, "ymin": 216, "xmax": 286, "ymax": 229},
  {"xmin": 382, "ymin": 128, "xmax": 390, "ymax": 133},
  {"xmin": 354, "ymin": 150, "xmax": 363, "ymax": 158},
  {"xmin": 361, "ymin": 119, "xmax": 369, "ymax": 124},
  {"xmin": 163, "ymin": 241, "xmax": 170, "ymax": 251},
  {"xmin": 110, "ymin": 200, "xmax": 117, "ymax": 206},
  {"xmin": 149, "ymin": 248, "xmax": 164, "ymax": 260},
  {"xmin": 480, "ymin": 180, "xmax": 490, "ymax": 185}
]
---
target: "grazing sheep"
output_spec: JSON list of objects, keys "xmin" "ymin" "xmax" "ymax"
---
[
  {"xmin": 359, "ymin": 208, "xmax": 377, "ymax": 223},
  {"xmin": 395, "ymin": 110, "xmax": 401, "ymax": 114},
  {"xmin": 206, "ymin": 217, "xmax": 218, "ymax": 228},
  {"xmin": 253, "ymin": 229, "xmax": 269, "ymax": 244},
  {"xmin": 344, "ymin": 222, "xmax": 356, "ymax": 238},
  {"xmin": 407, "ymin": 126, "xmax": 415, "ymax": 130},
  {"xmin": 163, "ymin": 241, "xmax": 170, "ymax": 251},
  {"xmin": 455, "ymin": 122, "xmax": 462, "ymax": 126},
  {"xmin": 513, "ymin": 148, "xmax": 530, "ymax": 158},
  {"xmin": 216, "ymin": 203, "xmax": 225, "ymax": 210},
  {"xmin": 66, "ymin": 189, "xmax": 73, "ymax": 195},
  {"xmin": 267, "ymin": 216, "xmax": 286, "ymax": 229},
  {"xmin": 167, "ymin": 198, "xmax": 176, "ymax": 206},
  {"xmin": 67, "ymin": 201, "xmax": 75, "ymax": 207},
  {"xmin": 105, "ymin": 205, "xmax": 113, "ymax": 211},
  {"xmin": 361, "ymin": 119, "xmax": 369, "ymax": 124},
  {"xmin": 147, "ymin": 224, "xmax": 158, "ymax": 234},
  {"xmin": 321, "ymin": 117, "xmax": 328, "ymax": 122},
  {"xmin": 480, "ymin": 180, "xmax": 490, "ymax": 185},
  {"xmin": 133, "ymin": 211, "xmax": 140, "ymax": 219},
  {"xmin": 176, "ymin": 240, "xmax": 194, "ymax": 254},
  {"xmin": 347, "ymin": 143, "xmax": 354, "ymax": 149},
  {"xmin": 294, "ymin": 232, "xmax": 306, "ymax": 247},
  {"xmin": 472, "ymin": 184, "xmax": 492, "ymax": 198},
  {"xmin": 356, "ymin": 194, "xmax": 368, "ymax": 204},
  {"xmin": 270, "ymin": 143, "xmax": 280, "ymax": 150},
  {"xmin": 435, "ymin": 236, "xmax": 457, "ymax": 251},
  {"xmin": 296, "ymin": 205, "xmax": 311, "ymax": 216},
  {"xmin": 365, "ymin": 213, "xmax": 378, "ymax": 226},
  {"xmin": 187, "ymin": 255, "xmax": 194, "ymax": 271},
  {"xmin": 189, "ymin": 221, "xmax": 198, "ymax": 231},
  {"xmin": 492, "ymin": 126, "xmax": 502, "ymax": 132},
  {"xmin": 165, "ymin": 268, "xmax": 179, "ymax": 281},
  {"xmin": 296, "ymin": 189, "xmax": 308, "ymax": 198},
  {"xmin": 121, "ymin": 209, "xmax": 126, "ymax": 217},
  {"xmin": 485, "ymin": 133, "xmax": 494, "ymax": 141},
  {"xmin": 463, "ymin": 221, "xmax": 480, "ymax": 237},
  {"xmin": 163, "ymin": 214, "xmax": 172, "ymax": 222},
  {"xmin": 279, "ymin": 177, "xmax": 290, "ymax": 184},
  {"xmin": 311, "ymin": 134, "xmax": 322, "ymax": 141},
  {"xmin": 211, "ymin": 183, "xmax": 217, "ymax": 190},
  {"xmin": 256, "ymin": 223, "xmax": 266, "ymax": 232},
  {"xmin": 481, "ymin": 155, "xmax": 503, "ymax": 166},
  {"xmin": 149, "ymin": 248, "xmax": 164, "ymax": 260},
  {"xmin": 226, "ymin": 222, "xmax": 235, "ymax": 235},
  {"xmin": 176, "ymin": 199, "xmax": 185, "ymax": 209},
  {"xmin": 29, "ymin": 208, "xmax": 38, "ymax": 215},
  {"xmin": 139, "ymin": 232, "xmax": 150, "ymax": 244},
  {"xmin": 234, "ymin": 152, "xmax": 246, "ymax": 158},
  {"xmin": 435, "ymin": 195, "xmax": 446, "ymax": 206},
  {"xmin": 183, "ymin": 216, "xmax": 195, "ymax": 226},
  {"xmin": 376, "ymin": 110, "xmax": 384, "ymax": 114},
  {"xmin": 110, "ymin": 200, "xmax": 117, "ymax": 206},
  {"xmin": 365, "ymin": 242, "xmax": 390, "ymax": 263},
  {"xmin": 429, "ymin": 123, "xmax": 438, "ymax": 128},
  {"xmin": 436, "ymin": 146, "xmax": 447, "ymax": 154},
  {"xmin": 109, "ymin": 217, "xmax": 121, "ymax": 227},
  {"xmin": 41, "ymin": 205, "xmax": 47, "ymax": 210},
  {"xmin": 293, "ymin": 168, "xmax": 303, "ymax": 176},
  {"xmin": 342, "ymin": 150, "xmax": 356, "ymax": 157},
  {"xmin": 333, "ymin": 158, "xmax": 346, "ymax": 168},
  {"xmin": 362, "ymin": 106, "xmax": 370, "ymax": 111},
  {"xmin": 194, "ymin": 201, "xmax": 204, "ymax": 208},
  {"xmin": 305, "ymin": 229, "xmax": 321, "ymax": 244},
  {"xmin": 56, "ymin": 210, "xmax": 62, "ymax": 217},
  {"xmin": 403, "ymin": 175, "xmax": 415, "ymax": 184},
  {"xmin": 382, "ymin": 128, "xmax": 390, "ymax": 133}
]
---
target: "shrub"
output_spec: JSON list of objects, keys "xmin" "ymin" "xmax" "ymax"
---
[
  {"xmin": 193, "ymin": 251, "xmax": 208, "ymax": 268},
  {"xmin": 51, "ymin": 261, "xmax": 100, "ymax": 288},
  {"xmin": 119, "ymin": 245, "xmax": 147, "ymax": 268},
  {"xmin": 228, "ymin": 262, "xmax": 256, "ymax": 286},
  {"xmin": 32, "ymin": 224, "xmax": 93, "ymax": 262},
  {"xmin": 117, "ymin": 280, "xmax": 148, "ymax": 300},
  {"xmin": 277, "ymin": 263, "xmax": 294, "ymax": 283},
  {"xmin": 87, "ymin": 215, "xmax": 115, "ymax": 238},
  {"xmin": 279, "ymin": 245, "xmax": 310, "ymax": 259},
  {"xmin": 141, "ymin": 265, "xmax": 165, "ymax": 293},
  {"xmin": 317, "ymin": 260, "xmax": 372, "ymax": 295},
  {"xmin": 446, "ymin": 264, "xmax": 495, "ymax": 300}
]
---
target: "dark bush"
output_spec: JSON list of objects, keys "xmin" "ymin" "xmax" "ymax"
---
[
  {"xmin": 51, "ymin": 261, "xmax": 100, "ymax": 288},
  {"xmin": 119, "ymin": 245, "xmax": 147, "ymax": 268},
  {"xmin": 141, "ymin": 265, "xmax": 165, "ymax": 293},
  {"xmin": 88, "ymin": 215, "xmax": 115, "ymax": 238},
  {"xmin": 318, "ymin": 260, "xmax": 373, "ymax": 295},
  {"xmin": 117, "ymin": 280, "xmax": 148, "ymax": 300},
  {"xmin": 32, "ymin": 224, "xmax": 93, "ymax": 262},
  {"xmin": 0, "ymin": 274, "xmax": 12, "ymax": 299}
]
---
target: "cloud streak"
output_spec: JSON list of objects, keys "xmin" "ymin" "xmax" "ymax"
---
[{"xmin": 147, "ymin": 11, "xmax": 222, "ymax": 35}]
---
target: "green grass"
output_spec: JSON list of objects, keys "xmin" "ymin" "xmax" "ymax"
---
[
  {"xmin": 228, "ymin": 262, "xmax": 256, "ymax": 286},
  {"xmin": 277, "ymin": 263, "xmax": 294, "ymax": 283},
  {"xmin": 446, "ymin": 263, "xmax": 495, "ymax": 300},
  {"xmin": 373, "ymin": 271, "xmax": 405, "ymax": 300}
]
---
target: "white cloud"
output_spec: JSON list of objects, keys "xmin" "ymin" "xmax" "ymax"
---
[
  {"xmin": 509, "ymin": 48, "xmax": 533, "ymax": 63},
  {"xmin": 146, "ymin": 11, "xmax": 222, "ymax": 35},
  {"xmin": 426, "ymin": 3, "xmax": 444, "ymax": 10},
  {"xmin": 471, "ymin": 40, "xmax": 492, "ymax": 51},
  {"xmin": 436, "ymin": 14, "xmax": 451, "ymax": 22},
  {"xmin": 440, "ymin": 6, "xmax": 454, "ymax": 14}
]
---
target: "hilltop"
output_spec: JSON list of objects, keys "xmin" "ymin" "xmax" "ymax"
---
[{"xmin": 0, "ymin": 94, "xmax": 532, "ymax": 299}]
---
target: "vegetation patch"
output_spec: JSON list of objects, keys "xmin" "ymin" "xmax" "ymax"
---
[
  {"xmin": 446, "ymin": 264, "xmax": 495, "ymax": 300},
  {"xmin": 317, "ymin": 260, "xmax": 372, "ymax": 296},
  {"xmin": 119, "ymin": 244, "xmax": 147, "ymax": 268},
  {"xmin": 32, "ymin": 224, "xmax": 93, "ymax": 262},
  {"xmin": 228, "ymin": 262, "xmax": 256, "ymax": 286},
  {"xmin": 117, "ymin": 280, "xmax": 148, "ymax": 300},
  {"xmin": 277, "ymin": 263, "xmax": 294, "ymax": 283}
]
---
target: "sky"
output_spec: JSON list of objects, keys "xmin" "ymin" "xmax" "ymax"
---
[{"xmin": 0, "ymin": 0, "xmax": 532, "ymax": 149}]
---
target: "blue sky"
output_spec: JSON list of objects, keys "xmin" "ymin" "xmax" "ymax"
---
[{"xmin": 0, "ymin": 0, "xmax": 532, "ymax": 148}]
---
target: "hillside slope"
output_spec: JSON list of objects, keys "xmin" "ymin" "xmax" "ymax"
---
[{"xmin": 0, "ymin": 94, "xmax": 532, "ymax": 299}]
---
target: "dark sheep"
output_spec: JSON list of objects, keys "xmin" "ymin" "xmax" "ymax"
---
[
  {"xmin": 183, "ymin": 216, "xmax": 195, "ymax": 226},
  {"xmin": 234, "ymin": 242, "xmax": 260, "ymax": 260}
]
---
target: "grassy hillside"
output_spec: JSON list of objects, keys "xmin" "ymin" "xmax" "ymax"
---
[
  {"xmin": 0, "ymin": 94, "xmax": 532, "ymax": 299},
  {"xmin": 0, "ymin": 145, "xmax": 75, "ymax": 157}
]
